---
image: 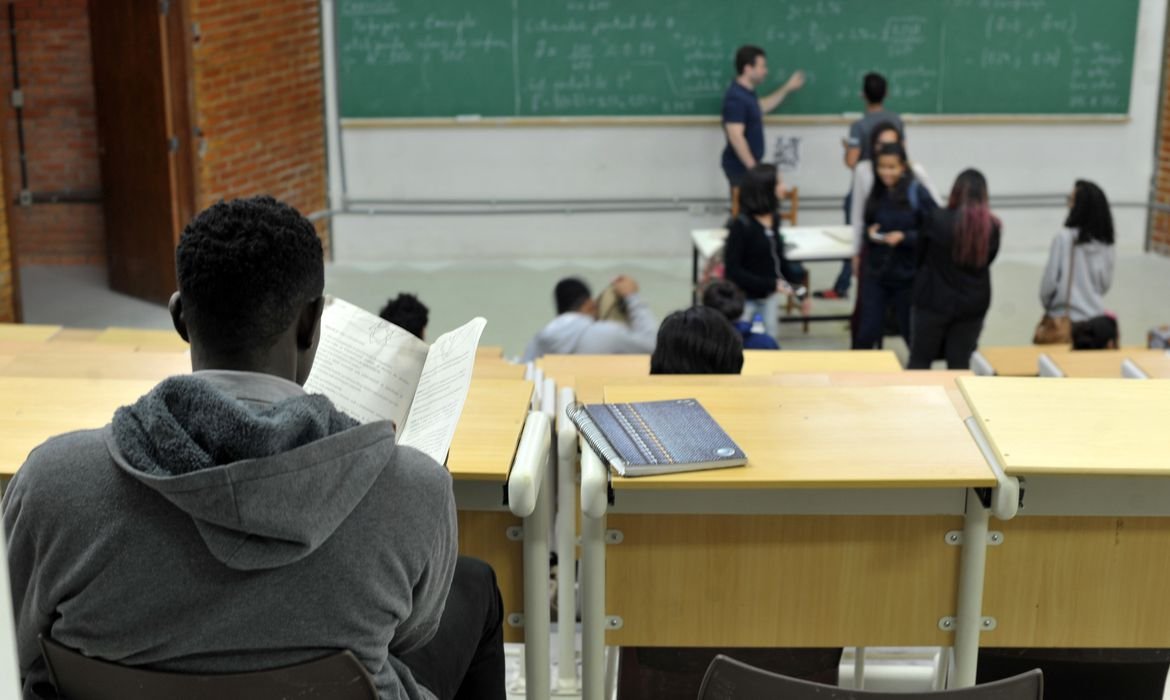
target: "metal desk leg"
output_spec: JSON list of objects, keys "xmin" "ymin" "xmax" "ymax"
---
[
  {"xmin": 555, "ymin": 388, "xmax": 581, "ymax": 695},
  {"xmin": 580, "ymin": 445, "xmax": 609, "ymax": 700},
  {"xmin": 952, "ymin": 487, "xmax": 990, "ymax": 688}
]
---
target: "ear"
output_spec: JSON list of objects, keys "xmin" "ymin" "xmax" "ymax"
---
[
  {"xmin": 297, "ymin": 296, "xmax": 326, "ymax": 351},
  {"xmin": 168, "ymin": 292, "xmax": 190, "ymax": 343}
]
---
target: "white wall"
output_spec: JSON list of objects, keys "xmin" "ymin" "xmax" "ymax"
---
[{"xmin": 333, "ymin": 0, "xmax": 1165, "ymax": 262}]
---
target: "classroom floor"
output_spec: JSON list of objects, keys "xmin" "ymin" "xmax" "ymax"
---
[{"xmin": 20, "ymin": 250, "xmax": 1170, "ymax": 361}]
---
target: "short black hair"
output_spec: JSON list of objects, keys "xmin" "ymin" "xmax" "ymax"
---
[
  {"xmin": 1072, "ymin": 316, "xmax": 1119, "ymax": 350},
  {"xmin": 176, "ymin": 195, "xmax": 323, "ymax": 351},
  {"xmin": 701, "ymin": 280, "xmax": 745, "ymax": 322},
  {"xmin": 863, "ymin": 72, "xmax": 888, "ymax": 104},
  {"xmin": 1065, "ymin": 180, "xmax": 1115, "ymax": 245},
  {"xmin": 735, "ymin": 45, "xmax": 766, "ymax": 75},
  {"xmin": 555, "ymin": 277, "xmax": 592, "ymax": 314},
  {"xmin": 379, "ymin": 293, "xmax": 429, "ymax": 339},
  {"xmin": 869, "ymin": 120, "xmax": 902, "ymax": 151},
  {"xmin": 738, "ymin": 164, "xmax": 779, "ymax": 218},
  {"xmin": 650, "ymin": 306, "xmax": 744, "ymax": 375}
]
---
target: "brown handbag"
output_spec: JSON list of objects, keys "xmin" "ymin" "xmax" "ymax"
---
[{"xmin": 1034, "ymin": 238, "xmax": 1076, "ymax": 345}]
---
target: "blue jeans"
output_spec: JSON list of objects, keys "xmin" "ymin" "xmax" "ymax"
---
[{"xmin": 830, "ymin": 188, "xmax": 853, "ymax": 294}]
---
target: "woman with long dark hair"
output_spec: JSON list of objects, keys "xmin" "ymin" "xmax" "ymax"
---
[
  {"xmin": 852, "ymin": 142, "xmax": 938, "ymax": 350},
  {"xmin": 908, "ymin": 169, "xmax": 1001, "ymax": 369},
  {"xmin": 1038, "ymin": 180, "xmax": 1116, "ymax": 339}
]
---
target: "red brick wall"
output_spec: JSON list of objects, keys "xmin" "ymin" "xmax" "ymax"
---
[
  {"xmin": 189, "ymin": 0, "xmax": 328, "ymax": 242},
  {"xmin": 0, "ymin": 134, "xmax": 15, "ymax": 322},
  {"xmin": 1152, "ymin": 18, "xmax": 1170, "ymax": 255},
  {"xmin": 0, "ymin": 0, "xmax": 105, "ymax": 267}
]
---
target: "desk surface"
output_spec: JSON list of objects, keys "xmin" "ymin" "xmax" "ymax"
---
[
  {"xmin": 1043, "ymin": 350, "xmax": 1128, "ymax": 378},
  {"xmin": 0, "ymin": 352, "xmax": 191, "ymax": 380},
  {"xmin": 471, "ymin": 361, "xmax": 527, "ymax": 380},
  {"xmin": 692, "ymin": 226, "xmax": 854, "ymax": 262},
  {"xmin": 0, "ymin": 324, "xmax": 62, "ymax": 342},
  {"xmin": 960, "ymin": 376, "xmax": 1170, "ymax": 476},
  {"xmin": 541, "ymin": 351, "xmax": 902, "ymax": 383},
  {"xmin": 92, "ymin": 327, "xmax": 190, "ymax": 352},
  {"xmin": 978, "ymin": 346, "xmax": 1052, "ymax": 377},
  {"xmin": 446, "ymin": 379, "xmax": 533, "ymax": 482},
  {"xmin": 1133, "ymin": 350, "xmax": 1170, "ymax": 378},
  {"xmin": 601, "ymin": 384, "xmax": 993, "ymax": 490}
]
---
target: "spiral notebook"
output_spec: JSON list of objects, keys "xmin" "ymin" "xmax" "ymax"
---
[{"xmin": 566, "ymin": 399, "xmax": 747, "ymax": 477}]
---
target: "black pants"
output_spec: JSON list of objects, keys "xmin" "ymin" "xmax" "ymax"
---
[
  {"xmin": 853, "ymin": 273, "xmax": 911, "ymax": 349},
  {"xmin": 401, "ymin": 556, "xmax": 506, "ymax": 700},
  {"xmin": 908, "ymin": 307, "xmax": 984, "ymax": 369}
]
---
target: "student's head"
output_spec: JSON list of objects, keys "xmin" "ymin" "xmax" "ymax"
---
[
  {"xmin": 171, "ymin": 196, "xmax": 325, "ymax": 384},
  {"xmin": 948, "ymin": 169, "xmax": 999, "ymax": 269},
  {"xmin": 870, "ymin": 120, "xmax": 903, "ymax": 153},
  {"xmin": 555, "ymin": 277, "xmax": 596, "ymax": 316},
  {"xmin": 650, "ymin": 307, "xmax": 744, "ymax": 375},
  {"xmin": 379, "ymin": 293, "xmax": 429, "ymax": 340},
  {"xmin": 1065, "ymin": 180, "xmax": 1115, "ymax": 245},
  {"xmin": 738, "ymin": 163, "xmax": 780, "ymax": 218},
  {"xmin": 701, "ymin": 280, "xmax": 746, "ymax": 323},
  {"xmin": 863, "ymin": 72, "xmax": 888, "ymax": 105},
  {"xmin": 735, "ymin": 45, "xmax": 767, "ymax": 85},
  {"xmin": 873, "ymin": 142, "xmax": 909, "ymax": 189},
  {"xmin": 1072, "ymin": 316, "xmax": 1119, "ymax": 350}
]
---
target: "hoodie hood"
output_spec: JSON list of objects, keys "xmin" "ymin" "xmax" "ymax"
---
[
  {"xmin": 108, "ymin": 373, "xmax": 396, "ymax": 571},
  {"xmin": 531, "ymin": 312, "xmax": 594, "ymax": 356}
]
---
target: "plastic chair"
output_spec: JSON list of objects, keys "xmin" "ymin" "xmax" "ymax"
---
[
  {"xmin": 698, "ymin": 654, "xmax": 1042, "ymax": 699},
  {"xmin": 39, "ymin": 637, "xmax": 377, "ymax": 700}
]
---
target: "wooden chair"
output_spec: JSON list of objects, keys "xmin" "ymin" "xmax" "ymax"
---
[
  {"xmin": 698, "ymin": 654, "xmax": 1043, "ymax": 699},
  {"xmin": 39, "ymin": 637, "xmax": 377, "ymax": 700}
]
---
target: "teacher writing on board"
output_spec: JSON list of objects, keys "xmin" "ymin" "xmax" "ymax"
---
[{"xmin": 721, "ymin": 45, "xmax": 805, "ymax": 215}]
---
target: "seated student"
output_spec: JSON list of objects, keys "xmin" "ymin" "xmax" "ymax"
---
[
  {"xmin": 1071, "ymin": 315, "xmax": 1119, "ymax": 350},
  {"xmin": 2, "ymin": 197, "xmax": 504, "ymax": 700},
  {"xmin": 853, "ymin": 142, "xmax": 938, "ymax": 351},
  {"xmin": 702, "ymin": 280, "xmax": 780, "ymax": 350},
  {"xmin": 379, "ymin": 292, "xmax": 429, "ymax": 340},
  {"xmin": 650, "ymin": 306, "xmax": 744, "ymax": 374},
  {"xmin": 723, "ymin": 163, "xmax": 802, "ymax": 342},
  {"xmin": 522, "ymin": 275, "xmax": 657, "ymax": 361}
]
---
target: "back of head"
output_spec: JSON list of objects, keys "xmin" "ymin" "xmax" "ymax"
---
[
  {"xmin": 949, "ymin": 168, "xmax": 998, "ymax": 268},
  {"xmin": 738, "ymin": 164, "xmax": 779, "ymax": 218},
  {"xmin": 701, "ymin": 280, "xmax": 746, "ymax": 322},
  {"xmin": 869, "ymin": 120, "xmax": 902, "ymax": 153},
  {"xmin": 1072, "ymin": 315, "xmax": 1119, "ymax": 350},
  {"xmin": 863, "ymin": 72, "xmax": 888, "ymax": 105},
  {"xmin": 176, "ymin": 196, "xmax": 324, "ymax": 354},
  {"xmin": 379, "ymin": 293, "xmax": 429, "ymax": 340},
  {"xmin": 1065, "ymin": 179, "xmax": 1115, "ymax": 245},
  {"xmin": 650, "ymin": 306, "xmax": 744, "ymax": 375},
  {"xmin": 734, "ymin": 45, "xmax": 765, "ymax": 75},
  {"xmin": 555, "ymin": 277, "xmax": 592, "ymax": 315}
]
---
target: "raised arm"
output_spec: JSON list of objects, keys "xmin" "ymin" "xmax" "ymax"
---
[{"xmin": 759, "ymin": 70, "xmax": 806, "ymax": 113}]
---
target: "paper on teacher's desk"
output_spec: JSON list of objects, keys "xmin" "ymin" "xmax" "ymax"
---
[
  {"xmin": 304, "ymin": 296, "xmax": 429, "ymax": 429},
  {"xmin": 399, "ymin": 317, "xmax": 487, "ymax": 464}
]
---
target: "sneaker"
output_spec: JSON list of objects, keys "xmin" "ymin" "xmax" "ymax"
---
[{"xmin": 813, "ymin": 289, "xmax": 848, "ymax": 300}]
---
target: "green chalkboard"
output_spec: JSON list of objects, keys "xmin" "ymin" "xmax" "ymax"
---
[{"xmin": 336, "ymin": 0, "xmax": 1140, "ymax": 118}]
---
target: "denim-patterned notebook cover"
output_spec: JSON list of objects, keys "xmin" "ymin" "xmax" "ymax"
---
[{"xmin": 566, "ymin": 398, "xmax": 746, "ymax": 477}]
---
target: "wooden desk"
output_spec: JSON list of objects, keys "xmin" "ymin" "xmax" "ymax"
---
[
  {"xmin": 541, "ymin": 351, "xmax": 902, "ymax": 385},
  {"xmin": 960, "ymin": 376, "xmax": 1170, "ymax": 647},
  {"xmin": 1042, "ymin": 350, "xmax": 1128, "ymax": 378},
  {"xmin": 538, "ymin": 354, "xmax": 650, "ymax": 383},
  {"xmin": 471, "ymin": 361, "xmax": 526, "ymax": 380},
  {"xmin": 809, "ymin": 370, "xmax": 972, "ymax": 418},
  {"xmin": 581, "ymin": 384, "xmax": 991, "ymax": 652},
  {"xmin": 92, "ymin": 327, "xmax": 190, "ymax": 352},
  {"xmin": 0, "ymin": 324, "xmax": 61, "ymax": 342},
  {"xmin": 476, "ymin": 345, "xmax": 504, "ymax": 359},
  {"xmin": 49, "ymin": 329, "xmax": 102, "ymax": 343},
  {"xmin": 0, "ymin": 352, "xmax": 191, "ymax": 380},
  {"xmin": 0, "ymin": 377, "xmax": 158, "ymax": 477},
  {"xmin": 1131, "ymin": 350, "xmax": 1170, "ymax": 378},
  {"xmin": 978, "ymin": 346, "xmax": 1054, "ymax": 377}
]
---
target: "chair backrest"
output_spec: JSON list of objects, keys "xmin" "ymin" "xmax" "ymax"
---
[
  {"xmin": 698, "ymin": 654, "xmax": 1042, "ymax": 700},
  {"xmin": 39, "ymin": 637, "xmax": 377, "ymax": 700},
  {"xmin": 780, "ymin": 186, "xmax": 799, "ymax": 226}
]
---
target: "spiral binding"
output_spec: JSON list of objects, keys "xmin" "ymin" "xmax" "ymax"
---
[{"xmin": 565, "ymin": 402, "xmax": 626, "ymax": 473}]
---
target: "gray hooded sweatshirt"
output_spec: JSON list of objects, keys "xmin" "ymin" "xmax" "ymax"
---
[
  {"xmin": 2, "ymin": 370, "xmax": 457, "ymax": 700},
  {"xmin": 521, "ymin": 293, "xmax": 658, "ymax": 361},
  {"xmin": 1040, "ymin": 228, "xmax": 1115, "ymax": 322}
]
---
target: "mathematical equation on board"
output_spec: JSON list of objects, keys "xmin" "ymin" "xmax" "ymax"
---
[{"xmin": 337, "ymin": 0, "xmax": 1135, "ymax": 116}]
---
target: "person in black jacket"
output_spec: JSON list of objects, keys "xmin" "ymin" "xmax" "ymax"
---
[
  {"xmin": 723, "ymin": 163, "xmax": 798, "ymax": 341},
  {"xmin": 908, "ymin": 169, "xmax": 1001, "ymax": 369},
  {"xmin": 853, "ymin": 142, "xmax": 937, "ymax": 350}
]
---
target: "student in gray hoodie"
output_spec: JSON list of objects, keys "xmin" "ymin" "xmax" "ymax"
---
[
  {"xmin": 522, "ymin": 275, "xmax": 658, "ymax": 361},
  {"xmin": 1040, "ymin": 180, "xmax": 1116, "ymax": 323},
  {"xmin": 2, "ymin": 196, "xmax": 503, "ymax": 700}
]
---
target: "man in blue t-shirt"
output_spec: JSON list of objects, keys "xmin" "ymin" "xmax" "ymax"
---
[{"xmin": 721, "ymin": 45, "xmax": 805, "ymax": 202}]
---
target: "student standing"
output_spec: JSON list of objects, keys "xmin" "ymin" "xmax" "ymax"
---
[
  {"xmin": 1036, "ymin": 180, "xmax": 1116, "ymax": 343},
  {"xmin": 721, "ymin": 45, "xmax": 805, "ymax": 210},
  {"xmin": 817, "ymin": 72, "xmax": 904, "ymax": 300},
  {"xmin": 908, "ymin": 169, "xmax": 1001, "ymax": 369},
  {"xmin": 853, "ymin": 143, "xmax": 938, "ymax": 350},
  {"xmin": 723, "ymin": 164, "xmax": 797, "ymax": 342}
]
